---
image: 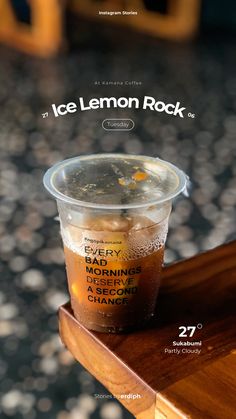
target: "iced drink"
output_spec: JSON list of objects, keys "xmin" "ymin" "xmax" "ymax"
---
[{"xmin": 44, "ymin": 154, "xmax": 187, "ymax": 332}]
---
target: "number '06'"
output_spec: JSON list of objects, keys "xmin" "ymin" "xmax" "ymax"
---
[{"xmin": 179, "ymin": 326, "xmax": 196, "ymax": 337}]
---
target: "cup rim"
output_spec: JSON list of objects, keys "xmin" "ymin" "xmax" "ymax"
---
[{"xmin": 43, "ymin": 153, "xmax": 188, "ymax": 210}]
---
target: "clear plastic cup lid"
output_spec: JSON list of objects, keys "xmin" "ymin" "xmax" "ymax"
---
[{"xmin": 43, "ymin": 154, "xmax": 188, "ymax": 210}]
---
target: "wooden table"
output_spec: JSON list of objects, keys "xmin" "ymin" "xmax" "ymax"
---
[{"xmin": 59, "ymin": 241, "xmax": 236, "ymax": 418}]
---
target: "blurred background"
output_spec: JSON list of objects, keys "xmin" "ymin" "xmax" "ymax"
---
[{"xmin": 0, "ymin": 1, "xmax": 236, "ymax": 418}]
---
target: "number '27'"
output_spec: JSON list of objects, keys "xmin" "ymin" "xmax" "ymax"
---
[{"xmin": 178, "ymin": 326, "xmax": 196, "ymax": 337}]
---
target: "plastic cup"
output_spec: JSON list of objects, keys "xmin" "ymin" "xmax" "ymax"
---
[{"xmin": 43, "ymin": 154, "xmax": 187, "ymax": 333}]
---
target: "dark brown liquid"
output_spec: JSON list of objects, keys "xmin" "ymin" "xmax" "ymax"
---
[{"xmin": 63, "ymin": 215, "xmax": 166, "ymax": 332}]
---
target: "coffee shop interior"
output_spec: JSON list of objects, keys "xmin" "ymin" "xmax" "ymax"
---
[{"xmin": 0, "ymin": 1, "xmax": 236, "ymax": 418}]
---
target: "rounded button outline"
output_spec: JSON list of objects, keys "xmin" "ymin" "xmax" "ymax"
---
[{"xmin": 102, "ymin": 118, "xmax": 135, "ymax": 131}]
